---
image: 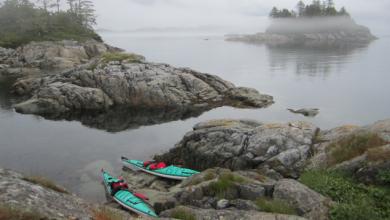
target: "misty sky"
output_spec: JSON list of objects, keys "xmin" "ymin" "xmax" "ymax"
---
[{"xmin": 93, "ymin": 0, "xmax": 390, "ymax": 35}]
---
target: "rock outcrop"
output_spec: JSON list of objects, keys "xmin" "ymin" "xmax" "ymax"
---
[
  {"xmin": 274, "ymin": 179, "xmax": 332, "ymax": 220},
  {"xmin": 155, "ymin": 119, "xmax": 318, "ymax": 178},
  {"xmin": 308, "ymin": 119, "xmax": 390, "ymax": 185},
  {"xmin": 12, "ymin": 58, "xmax": 273, "ymax": 119},
  {"xmin": 0, "ymin": 168, "xmax": 131, "ymax": 220},
  {"xmin": 0, "ymin": 40, "xmax": 120, "ymax": 78},
  {"xmin": 226, "ymin": 17, "xmax": 376, "ymax": 47},
  {"xmin": 287, "ymin": 108, "xmax": 319, "ymax": 117}
]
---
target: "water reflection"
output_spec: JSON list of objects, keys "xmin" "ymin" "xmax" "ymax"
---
[
  {"xmin": 267, "ymin": 43, "xmax": 370, "ymax": 77},
  {"xmin": 23, "ymin": 106, "xmax": 208, "ymax": 132},
  {"xmin": 0, "ymin": 78, "xmax": 16, "ymax": 110}
]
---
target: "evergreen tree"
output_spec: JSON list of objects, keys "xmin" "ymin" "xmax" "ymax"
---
[
  {"xmin": 270, "ymin": 7, "xmax": 279, "ymax": 18},
  {"xmin": 296, "ymin": 0, "xmax": 306, "ymax": 17},
  {"xmin": 338, "ymin": 6, "xmax": 349, "ymax": 16},
  {"xmin": 77, "ymin": 0, "xmax": 96, "ymax": 27}
]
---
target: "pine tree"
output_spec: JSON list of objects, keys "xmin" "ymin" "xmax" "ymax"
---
[
  {"xmin": 77, "ymin": 0, "xmax": 96, "ymax": 27},
  {"xmin": 296, "ymin": 0, "xmax": 305, "ymax": 17},
  {"xmin": 269, "ymin": 7, "xmax": 280, "ymax": 18}
]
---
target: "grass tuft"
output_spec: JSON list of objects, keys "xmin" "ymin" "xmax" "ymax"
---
[
  {"xmin": 300, "ymin": 170, "xmax": 390, "ymax": 220},
  {"xmin": 326, "ymin": 132, "xmax": 387, "ymax": 166},
  {"xmin": 22, "ymin": 176, "xmax": 69, "ymax": 194},
  {"xmin": 255, "ymin": 198, "xmax": 297, "ymax": 215},
  {"xmin": 367, "ymin": 145, "xmax": 390, "ymax": 162},
  {"xmin": 170, "ymin": 208, "xmax": 196, "ymax": 220},
  {"xmin": 101, "ymin": 52, "xmax": 143, "ymax": 64},
  {"xmin": 208, "ymin": 172, "xmax": 245, "ymax": 199},
  {"xmin": 92, "ymin": 207, "xmax": 124, "ymax": 220},
  {"xmin": 0, "ymin": 204, "xmax": 46, "ymax": 220}
]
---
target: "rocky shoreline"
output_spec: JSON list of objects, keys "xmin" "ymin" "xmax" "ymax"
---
[
  {"xmin": 0, "ymin": 40, "xmax": 273, "ymax": 126},
  {"xmin": 1, "ymin": 118, "xmax": 389, "ymax": 219},
  {"xmin": 226, "ymin": 17, "xmax": 377, "ymax": 47},
  {"xmin": 1, "ymin": 39, "xmax": 389, "ymax": 220}
]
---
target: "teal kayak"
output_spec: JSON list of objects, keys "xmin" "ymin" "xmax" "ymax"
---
[
  {"xmin": 121, "ymin": 156, "xmax": 200, "ymax": 180},
  {"xmin": 101, "ymin": 169, "xmax": 158, "ymax": 218}
]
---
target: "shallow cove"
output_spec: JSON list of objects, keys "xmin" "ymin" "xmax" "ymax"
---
[{"xmin": 0, "ymin": 33, "xmax": 390, "ymax": 201}]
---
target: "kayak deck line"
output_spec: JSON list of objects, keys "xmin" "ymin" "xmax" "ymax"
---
[{"xmin": 121, "ymin": 156, "xmax": 200, "ymax": 180}]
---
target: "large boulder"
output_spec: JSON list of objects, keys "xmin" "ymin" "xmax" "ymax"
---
[
  {"xmin": 273, "ymin": 179, "xmax": 332, "ymax": 220},
  {"xmin": 307, "ymin": 119, "xmax": 390, "ymax": 185},
  {"xmin": 156, "ymin": 120, "xmax": 318, "ymax": 178},
  {"xmin": 0, "ymin": 168, "xmax": 131, "ymax": 220},
  {"xmin": 12, "ymin": 60, "xmax": 273, "ymax": 118},
  {"xmin": 0, "ymin": 40, "xmax": 120, "ymax": 78}
]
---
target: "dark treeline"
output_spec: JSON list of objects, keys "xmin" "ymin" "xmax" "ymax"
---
[
  {"xmin": 0, "ymin": 0, "xmax": 101, "ymax": 48},
  {"xmin": 270, "ymin": 0, "xmax": 349, "ymax": 18}
]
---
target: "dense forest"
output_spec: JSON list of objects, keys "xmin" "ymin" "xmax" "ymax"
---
[
  {"xmin": 270, "ymin": 0, "xmax": 349, "ymax": 18},
  {"xmin": 0, "ymin": 0, "xmax": 101, "ymax": 48}
]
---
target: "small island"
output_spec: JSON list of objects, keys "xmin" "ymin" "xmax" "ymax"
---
[{"xmin": 226, "ymin": 0, "xmax": 377, "ymax": 47}]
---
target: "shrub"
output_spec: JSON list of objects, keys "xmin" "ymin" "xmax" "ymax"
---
[
  {"xmin": 378, "ymin": 170, "xmax": 390, "ymax": 184},
  {"xmin": 300, "ymin": 170, "xmax": 390, "ymax": 220},
  {"xmin": 255, "ymin": 198, "xmax": 297, "ymax": 215},
  {"xmin": 22, "ymin": 176, "xmax": 69, "ymax": 194},
  {"xmin": 170, "ymin": 208, "xmax": 196, "ymax": 220},
  {"xmin": 203, "ymin": 170, "xmax": 216, "ymax": 181},
  {"xmin": 208, "ymin": 172, "xmax": 245, "ymax": 199},
  {"xmin": 0, "ymin": 204, "xmax": 46, "ymax": 220},
  {"xmin": 326, "ymin": 133, "xmax": 387, "ymax": 166},
  {"xmin": 367, "ymin": 145, "xmax": 390, "ymax": 162},
  {"xmin": 92, "ymin": 207, "xmax": 124, "ymax": 220},
  {"xmin": 101, "ymin": 52, "xmax": 143, "ymax": 64}
]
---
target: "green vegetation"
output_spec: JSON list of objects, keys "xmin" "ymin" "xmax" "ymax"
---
[
  {"xmin": 255, "ymin": 198, "xmax": 297, "ymax": 215},
  {"xmin": 378, "ymin": 170, "xmax": 390, "ymax": 185},
  {"xmin": 367, "ymin": 145, "xmax": 390, "ymax": 162},
  {"xmin": 300, "ymin": 170, "xmax": 390, "ymax": 220},
  {"xmin": 208, "ymin": 172, "xmax": 245, "ymax": 199},
  {"xmin": 0, "ymin": 204, "xmax": 46, "ymax": 220},
  {"xmin": 203, "ymin": 171, "xmax": 216, "ymax": 181},
  {"xmin": 326, "ymin": 132, "xmax": 387, "ymax": 166},
  {"xmin": 186, "ymin": 170, "xmax": 216, "ymax": 186},
  {"xmin": 170, "ymin": 208, "xmax": 196, "ymax": 220},
  {"xmin": 92, "ymin": 207, "xmax": 124, "ymax": 220},
  {"xmin": 270, "ymin": 0, "xmax": 349, "ymax": 18},
  {"xmin": 22, "ymin": 175, "xmax": 69, "ymax": 194},
  {"xmin": 0, "ymin": 0, "xmax": 101, "ymax": 48},
  {"xmin": 101, "ymin": 52, "xmax": 144, "ymax": 64}
]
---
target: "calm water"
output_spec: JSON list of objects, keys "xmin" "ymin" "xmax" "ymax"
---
[{"xmin": 0, "ymin": 33, "xmax": 389, "ymax": 201}]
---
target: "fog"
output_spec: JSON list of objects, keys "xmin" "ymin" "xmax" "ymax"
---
[
  {"xmin": 266, "ymin": 16, "xmax": 365, "ymax": 34},
  {"xmin": 93, "ymin": 0, "xmax": 390, "ymax": 35}
]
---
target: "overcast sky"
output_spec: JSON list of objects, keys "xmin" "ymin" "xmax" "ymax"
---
[{"xmin": 92, "ymin": 0, "xmax": 390, "ymax": 35}]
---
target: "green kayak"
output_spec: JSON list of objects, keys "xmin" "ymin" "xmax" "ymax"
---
[
  {"xmin": 121, "ymin": 156, "xmax": 200, "ymax": 180},
  {"xmin": 101, "ymin": 169, "xmax": 158, "ymax": 218}
]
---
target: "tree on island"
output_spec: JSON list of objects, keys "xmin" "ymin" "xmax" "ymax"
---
[
  {"xmin": 269, "ymin": 0, "xmax": 350, "ymax": 18},
  {"xmin": 0, "ymin": 0, "xmax": 101, "ymax": 48}
]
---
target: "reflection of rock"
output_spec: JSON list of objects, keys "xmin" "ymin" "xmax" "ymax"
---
[
  {"xmin": 266, "ymin": 44, "xmax": 368, "ymax": 77},
  {"xmin": 12, "ymin": 59, "xmax": 273, "ymax": 122},
  {"xmin": 0, "ymin": 78, "xmax": 22, "ymax": 110},
  {"xmin": 76, "ymin": 107, "xmax": 207, "ymax": 132},
  {"xmin": 288, "ymin": 108, "xmax": 319, "ymax": 117},
  {"xmin": 21, "ymin": 106, "xmax": 207, "ymax": 132}
]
